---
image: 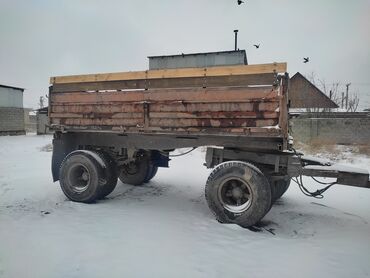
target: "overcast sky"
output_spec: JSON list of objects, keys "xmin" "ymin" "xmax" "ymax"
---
[{"xmin": 1, "ymin": 0, "xmax": 369, "ymax": 109}]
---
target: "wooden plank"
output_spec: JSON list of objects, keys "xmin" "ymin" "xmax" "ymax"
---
[
  {"xmin": 51, "ymin": 73, "xmax": 276, "ymax": 93},
  {"xmin": 148, "ymin": 74, "xmax": 276, "ymax": 88},
  {"xmin": 53, "ymin": 118, "xmax": 143, "ymax": 126},
  {"xmin": 51, "ymin": 104, "xmax": 144, "ymax": 113},
  {"xmin": 111, "ymin": 112, "xmax": 143, "ymax": 119},
  {"xmin": 50, "ymin": 112, "xmax": 143, "ymax": 119},
  {"xmin": 50, "ymin": 87, "xmax": 279, "ymax": 104},
  {"xmin": 50, "ymin": 113, "xmax": 83, "ymax": 118},
  {"xmin": 150, "ymin": 101, "xmax": 279, "ymax": 112},
  {"xmin": 258, "ymin": 102, "xmax": 279, "ymax": 111},
  {"xmin": 51, "ymin": 102, "xmax": 279, "ymax": 115},
  {"xmin": 53, "ymin": 125, "xmax": 282, "ymax": 137},
  {"xmin": 149, "ymin": 118, "xmax": 278, "ymax": 128},
  {"xmin": 140, "ymin": 126, "xmax": 282, "ymax": 135},
  {"xmin": 278, "ymin": 77, "xmax": 289, "ymax": 144},
  {"xmin": 50, "ymin": 91, "xmax": 145, "ymax": 103},
  {"xmin": 51, "ymin": 118, "xmax": 278, "ymax": 129},
  {"xmin": 50, "ymin": 63, "xmax": 287, "ymax": 84},
  {"xmin": 149, "ymin": 102, "xmax": 279, "ymax": 113},
  {"xmin": 52, "ymin": 80, "xmax": 147, "ymax": 93},
  {"xmin": 146, "ymin": 87, "xmax": 279, "ymax": 102},
  {"xmin": 149, "ymin": 111, "xmax": 279, "ymax": 119}
]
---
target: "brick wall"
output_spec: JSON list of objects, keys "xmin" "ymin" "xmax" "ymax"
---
[
  {"xmin": 291, "ymin": 117, "xmax": 370, "ymax": 145},
  {"xmin": 0, "ymin": 107, "xmax": 26, "ymax": 135}
]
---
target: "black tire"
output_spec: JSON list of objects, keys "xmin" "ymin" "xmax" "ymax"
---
[
  {"xmin": 59, "ymin": 151, "xmax": 106, "ymax": 203},
  {"xmin": 96, "ymin": 152, "xmax": 118, "ymax": 199},
  {"xmin": 144, "ymin": 164, "xmax": 158, "ymax": 183},
  {"xmin": 205, "ymin": 161, "xmax": 272, "ymax": 228},
  {"xmin": 119, "ymin": 156, "xmax": 150, "ymax": 186},
  {"xmin": 270, "ymin": 179, "xmax": 290, "ymax": 201}
]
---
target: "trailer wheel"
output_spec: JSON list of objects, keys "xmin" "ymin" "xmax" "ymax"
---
[
  {"xmin": 144, "ymin": 164, "xmax": 158, "ymax": 183},
  {"xmin": 271, "ymin": 179, "xmax": 291, "ymax": 201},
  {"xmin": 119, "ymin": 156, "xmax": 150, "ymax": 186},
  {"xmin": 59, "ymin": 151, "xmax": 106, "ymax": 203},
  {"xmin": 96, "ymin": 152, "xmax": 118, "ymax": 199},
  {"xmin": 205, "ymin": 161, "xmax": 272, "ymax": 228}
]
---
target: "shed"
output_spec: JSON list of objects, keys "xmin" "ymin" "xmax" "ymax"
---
[
  {"xmin": 0, "ymin": 84, "xmax": 26, "ymax": 135},
  {"xmin": 289, "ymin": 72, "xmax": 338, "ymax": 109},
  {"xmin": 148, "ymin": 50, "xmax": 248, "ymax": 70}
]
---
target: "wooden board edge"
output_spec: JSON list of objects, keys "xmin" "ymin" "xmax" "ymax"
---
[{"xmin": 50, "ymin": 63, "xmax": 287, "ymax": 84}]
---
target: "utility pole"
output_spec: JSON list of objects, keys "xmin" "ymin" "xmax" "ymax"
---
[
  {"xmin": 345, "ymin": 83, "xmax": 351, "ymax": 110},
  {"xmin": 341, "ymin": 92, "xmax": 344, "ymax": 108}
]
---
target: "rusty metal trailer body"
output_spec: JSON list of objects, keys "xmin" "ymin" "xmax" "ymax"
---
[{"xmin": 49, "ymin": 62, "xmax": 370, "ymax": 228}]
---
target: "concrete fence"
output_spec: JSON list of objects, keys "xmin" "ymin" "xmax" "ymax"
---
[
  {"xmin": 0, "ymin": 107, "xmax": 26, "ymax": 135},
  {"xmin": 290, "ymin": 114, "xmax": 370, "ymax": 145}
]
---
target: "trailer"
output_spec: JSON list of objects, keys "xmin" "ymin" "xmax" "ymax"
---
[{"xmin": 49, "ymin": 61, "xmax": 370, "ymax": 227}]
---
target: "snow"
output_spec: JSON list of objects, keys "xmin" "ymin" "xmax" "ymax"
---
[
  {"xmin": 301, "ymin": 155, "xmax": 332, "ymax": 166},
  {"xmin": 1, "ymin": 134, "xmax": 370, "ymax": 278},
  {"xmin": 304, "ymin": 164, "xmax": 369, "ymax": 175}
]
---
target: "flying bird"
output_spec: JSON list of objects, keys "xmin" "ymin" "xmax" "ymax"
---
[
  {"xmin": 303, "ymin": 57, "xmax": 309, "ymax": 63},
  {"xmin": 237, "ymin": 0, "xmax": 244, "ymax": 5},
  {"xmin": 253, "ymin": 44, "xmax": 260, "ymax": 49}
]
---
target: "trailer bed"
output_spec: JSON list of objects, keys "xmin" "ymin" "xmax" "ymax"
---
[{"xmin": 49, "ymin": 63, "xmax": 289, "ymax": 151}]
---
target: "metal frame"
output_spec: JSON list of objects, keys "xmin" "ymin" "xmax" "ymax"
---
[{"xmin": 205, "ymin": 147, "xmax": 370, "ymax": 188}]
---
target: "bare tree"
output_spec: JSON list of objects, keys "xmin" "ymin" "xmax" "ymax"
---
[
  {"xmin": 347, "ymin": 91, "xmax": 360, "ymax": 112},
  {"xmin": 306, "ymin": 72, "xmax": 364, "ymax": 113},
  {"xmin": 39, "ymin": 96, "xmax": 45, "ymax": 109},
  {"xmin": 305, "ymin": 72, "xmax": 340, "ymax": 113}
]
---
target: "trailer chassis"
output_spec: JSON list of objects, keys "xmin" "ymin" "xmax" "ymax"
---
[{"xmin": 51, "ymin": 131, "xmax": 369, "ymax": 227}]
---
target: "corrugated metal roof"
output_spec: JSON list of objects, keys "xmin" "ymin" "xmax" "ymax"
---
[
  {"xmin": 148, "ymin": 50, "xmax": 248, "ymax": 70},
  {"xmin": 0, "ymin": 84, "xmax": 25, "ymax": 91},
  {"xmin": 148, "ymin": 50, "xmax": 247, "ymax": 59}
]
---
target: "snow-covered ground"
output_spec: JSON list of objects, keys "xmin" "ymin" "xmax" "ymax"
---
[{"xmin": 0, "ymin": 135, "xmax": 370, "ymax": 278}]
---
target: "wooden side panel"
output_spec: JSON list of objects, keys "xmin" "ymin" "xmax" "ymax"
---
[{"xmin": 49, "ymin": 85, "xmax": 282, "ymax": 136}]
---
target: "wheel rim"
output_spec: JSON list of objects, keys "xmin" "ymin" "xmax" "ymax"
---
[
  {"xmin": 123, "ymin": 161, "xmax": 140, "ymax": 176},
  {"xmin": 67, "ymin": 163, "xmax": 90, "ymax": 193},
  {"xmin": 218, "ymin": 177, "xmax": 252, "ymax": 213}
]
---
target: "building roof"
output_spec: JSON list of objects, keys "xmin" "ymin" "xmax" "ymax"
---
[
  {"xmin": 148, "ymin": 50, "xmax": 247, "ymax": 59},
  {"xmin": 0, "ymin": 84, "xmax": 25, "ymax": 91},
  {"xmin": 289, "ymin": 72, "xmax": 339, "ymax": 109},
  {"xmin": 148, "ymin": 50, "xmax": 248, "ymax": 70},
  {"xmin": 36, "ymin": 107, "xmax": 48, "ymax": 114}
]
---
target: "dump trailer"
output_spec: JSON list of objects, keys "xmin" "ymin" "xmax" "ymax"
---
[{"xmin": 49, "ymin": 62, "xmax": 370, "ymax": 227}]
